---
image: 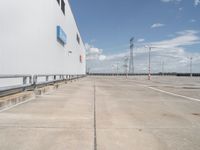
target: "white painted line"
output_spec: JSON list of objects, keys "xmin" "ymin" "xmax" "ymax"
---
[
  {"xmin": 149, "ymin": 87, "xmax": 200, "ymax": 102},
  {"xmin": 135, "ymin": 84, "xmax": 149, "ymax": 87},
  {"xmin": 0, "ymin": 97, "xmax": 35, "ymax": 113}
]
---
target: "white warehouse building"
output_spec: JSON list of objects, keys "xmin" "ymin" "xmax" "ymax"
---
[{"xmin": 0, "ymin": 0, "xmax": 86, "ymax": 78}]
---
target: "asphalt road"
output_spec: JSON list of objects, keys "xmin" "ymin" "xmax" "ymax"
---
[{"xmin": 0, "ymin": 76, "xmax": 200, "ymax": 150}]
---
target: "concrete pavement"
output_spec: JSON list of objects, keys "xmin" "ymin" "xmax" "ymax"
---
[{"xmin": 0, "ymin": 76, "xmax": 200, "ymax": 150}]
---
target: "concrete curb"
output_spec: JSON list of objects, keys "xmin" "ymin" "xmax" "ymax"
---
[
  {"xmin": 0, "ymin": 79, "xmax": 80, "ymax": 111},
  {"xmin": 0, "ymin": 91, "xmax": 35, "ymax": 111}
]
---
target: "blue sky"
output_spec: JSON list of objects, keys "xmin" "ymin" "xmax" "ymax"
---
[{"xmin": 70, "ymin": 0, "xmax": 200, "ymax": 73}]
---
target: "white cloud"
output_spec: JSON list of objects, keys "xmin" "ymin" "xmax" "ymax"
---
[
  {"xmin": 90, "ymin": 39, "xmax": 96, "ymax": 43},
  {"xmin": 86, "ymin": 30, "xmax": 200, "ymax": 73},
  {"xmin": 85, "ymin": 43, "xmax": 106, "ymax": 61},
  {"xmin": 161, "ymin": 0, "xmax": 199, "ymax": 7},
  {"xmin": 105, "ymin": 52, "xmax": 129, "ymax": 60},
  {"xmin": 161, "ymin": 0, "xmax": 182, "ymax": 3},
  {"xmin": 190, "ymin": 19, "xmax": 196, "ymax": 23},
  {"xmin": 99, "ymin": 55, "xmax": 106, "ymax": 61},
  {"xmin": 178, "ymin": 7, "xmax": 183, "ymax": 11},
  {"xmin": 151, "ymin": 30, "xmax": 199, "ymax": 48},
  {"xmin": 151, "ymin": 23, "xmax": 165, "ymax": 28},
  {"xmin": 137, "ymin": 38, "xmax": 145, "ymax": 42},
  {"xmin": 194, "ymin": 0, "xmax": 200, "ymax": 6}
]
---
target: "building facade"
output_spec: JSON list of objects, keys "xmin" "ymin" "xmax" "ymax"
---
[{"xmin": 0, "ymin": 0, "xmax": 86, "ymax": 76}]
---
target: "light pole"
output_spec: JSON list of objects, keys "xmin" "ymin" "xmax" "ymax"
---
[
  {"xmin": 123, "ymin": 56, "xmax": 129, "ymax": 78},
  {"xmin": 129, "ymin": 37, "xmax": 134, "ymax": 74},
  {"xmin": 116, "ymin": 62, "xmax": 119, "ymax": 76},
  {"xmin": 145, "ymin": 46, "xmax": 152, "ymax": 80},
  {"xmin": 148, "ymin": 47, "xmax": 151, "ymax": 80},
  {"xmin": 145, "ymin": 45, "xmax": 159, "ymax": 80}
]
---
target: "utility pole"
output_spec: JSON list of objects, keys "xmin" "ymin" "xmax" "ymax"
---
[
  {"xmin": 116, "ymin": 63, "xmax": 119, "ymax": 76},
  {"xmin": 112, "ymin": 64, "xmax": 115, "ymax": 76},
  {"xmin": 129, "ymin": 37, "xmax": 134, "ymax": 74},
  {"xmin": 190, "ymin": 57, "xmax": 193, "ymax": 77},
  {"xmin": 124, "ymin": 56, "xmax": 129, "ymax": 78},
  {"xmin": 162, "ymin": 61, "xmax": 164, "ymax": 76},
  {"xmin": 148, "ymin": 47, "xmax": 151, "ymax": 80}
]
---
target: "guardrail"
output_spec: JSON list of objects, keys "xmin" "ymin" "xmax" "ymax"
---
[
  {"xmin": 87, "ymin": 73, "xmax": 200, "ymax": 77},
  {"xmin": 0, "ymin": 74, "xmax": 85, "ymax": 97},
  {"xmin": 0, "ymin": 75, "xmax": 32, "ymax": 84}
]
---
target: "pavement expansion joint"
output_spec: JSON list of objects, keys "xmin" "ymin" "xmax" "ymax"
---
[
  {"xmin": 0, "ymin": 125, "xmax": 93, "ymax": 130},
  {"xmin": 93, "ymin": 80, "xmax": 97, "ymax": 150}
]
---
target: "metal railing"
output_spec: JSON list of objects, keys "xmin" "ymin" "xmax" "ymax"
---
[
  {"xmin": 87, "ymin": 73, "xmax": 200, "ymax": 77},
  {"xmin": 33, "ymin": 74, "xmax": 68, "ymax": 85},
  {"xmin": 0, "ymin": 74, "xmax": 86, "ymax": 97},
  {"xmin": 0, "ymin": 74, "xmax": 32, "ymax": 85}
]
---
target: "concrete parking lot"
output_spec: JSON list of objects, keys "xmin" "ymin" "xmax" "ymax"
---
[{"xmin": 0, "ymin": 76, "xmax": 200, "ymax": 150}]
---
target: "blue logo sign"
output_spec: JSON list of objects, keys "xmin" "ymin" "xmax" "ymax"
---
[{"xmin": 57, "ymin": 26, "xmax": 67, "ymax": 45}]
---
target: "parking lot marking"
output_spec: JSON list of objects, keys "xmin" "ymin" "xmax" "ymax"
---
[{"xmin": 149, "ymin": 87, "xmax": 200, "ymax": 102}]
